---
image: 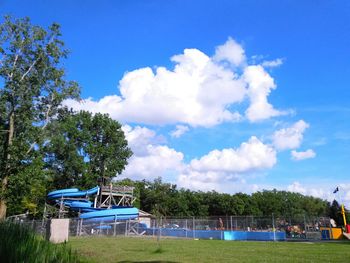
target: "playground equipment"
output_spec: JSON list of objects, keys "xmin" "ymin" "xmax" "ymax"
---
[{"xmin": 44, "ymin": 185, "xmax": 141, "ymax": 235}]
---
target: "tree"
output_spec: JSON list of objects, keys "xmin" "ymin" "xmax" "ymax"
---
[
  {"xmin": 328, "ymin": 200, "xmax": 346, "ymax": 227},
  {"xmin": 45, "ymin": 109, "xmax": 132, "ymax": 189},
  {"xmin": 85, "ymin": 111, "xmax": 132, "ymax": 187},
  {"xmin": 0, "ymin": 16, "xmax": 80, "ymax": 218}
]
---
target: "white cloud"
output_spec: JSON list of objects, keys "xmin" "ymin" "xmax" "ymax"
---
[
  {"xmin": 65, "ymin": 37, "xmax": 287, "ymax": 127},
  {"xmin": 121, "ymin": 125, "xmax": 183, "ymax": 181},
  {"xmin": 170, "ymin": 125, "xmax": 189, "ymax": 138},
  {"xmin": 65, "ymin": 47, "xmax": 245, "ymax": 127},
  {"xmin": 287, "ymin": 181, "xmax": 327, "ymax": 199},
  {"xmin": 243, "ymin": 65, "xmax": 285, "ymax": 122},
  {"xmin": 190, "ymin": 136, "xmax": 276, "ymax": 173},
  {"xmin": 287, "ymin": 181, "xmax": 307, "ymax": 195},
  {"xmin": 262, "ymin": 58, "xmax": 284, "ymax": 68},
  {"xmin": 340, "ymin": 184, "xmax": 350, "ymax": 207},
  {"xmin": 213, "ymin": 37, "xmax": 246, "ymax": 66},
  {"xmin": 122, "ymin": 125, "xmax": 157, "ymax": 156},
  {"xmin": 272, "ymin": 120, "xmax": 309, "ymax": 151},
  {"xmin": 177, "ymin": 136, "xmax": 277, "ymax": 191},
  {"xmin": 286, "ymin": 182, "xmax": 350, "ymax": 207},
  {"xmin": 291, "ymin": 149, "xmax": 316, "ymax": 161},
  {"xmin": 178, "ymin": 172, "xmax": 261, "ymax": 193},
  {"xmin": 121, "ymin": 126, "xmax": 279, "ymax": 193},
  {"xmin": 122, "ymin": 145, "xmax": 184, "ymax": 181}
]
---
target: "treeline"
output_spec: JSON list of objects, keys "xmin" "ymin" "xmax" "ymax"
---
[{"xmin": 119, "ymin": 178, "xmax": 349, "ymax": 225}]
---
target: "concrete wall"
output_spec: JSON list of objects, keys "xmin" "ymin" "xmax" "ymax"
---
[{"xmin": 46, "ymin": 219, "xmax": 69, "ymax": 243}]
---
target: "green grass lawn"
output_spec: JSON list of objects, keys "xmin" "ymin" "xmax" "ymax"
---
[{"xmin": 69, "ymin": 236, "xmax": 350, "ymax": 263}]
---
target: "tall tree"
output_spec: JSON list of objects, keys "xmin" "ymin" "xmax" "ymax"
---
[
  {"xmin": 328, "ymin": 200, "xmax": 346, "ymax": 226},
  {"xmin": 0, "ymin": 16, "xmax": 80, "ymax": 218},
  {"xmin": 45, "ymin": 109, "xmax": 132, "ymax": 189}
]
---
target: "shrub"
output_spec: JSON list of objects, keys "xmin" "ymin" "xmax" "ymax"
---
[{"xmin": 0, "ymin": 221, "xmax": 80, "ymax": 263}]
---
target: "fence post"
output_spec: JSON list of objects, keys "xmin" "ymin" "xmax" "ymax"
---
[
  {"xmin": 75, "ymin": 219, "xmax": 79, "ymax": 236},
  {"xmin": 99, "ymin": 220, "xmax": 102, "ymax": 236},
  {"xmin": 79, "ymin": 218, "xmax": 83, "ymax": 236},
  {"xmin": 193, "ymin": 216, "xmax": 195, "ymax": 239},
  {"xmin": 185, "ymin": 219, "xmax": 188, "ymax": 238},
  {"xmin": 230, "ymin": 216, "xmax": 233, "ymax": 231},
  {"xmin": 113, "ymin": 215, "xmax": 117, "ymax": 236},
  {"xmin": 272, "ymin": 213, "xmax": 276, "ymax": 241},
  {"xmin": 160, "ymin": 217, "xmax": 163, "ymax": 238},
  {"xmin": 303, "ymin": 213, "xmax": 307, "ymax": 239}
]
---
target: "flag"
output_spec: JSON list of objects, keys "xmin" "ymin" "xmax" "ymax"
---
[{"xmin": 333, "ymin": 187, "xmax": 339, "ymax": 194}]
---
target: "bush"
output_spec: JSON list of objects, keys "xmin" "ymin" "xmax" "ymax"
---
[{"xmin": 0, "ymin": 221, "xmax": 80, "ymax": 263}]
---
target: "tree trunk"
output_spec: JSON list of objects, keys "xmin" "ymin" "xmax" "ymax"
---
[
  {"xmin": 0, "ymin": 110, "xmax": 15, "ymax": 219},
  {"xmin": 0, "ymin": 176, "xmax": 8, "ymax": 219}
]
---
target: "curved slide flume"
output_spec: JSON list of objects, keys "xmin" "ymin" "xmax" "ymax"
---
[
  {"xmin": 80, "ymin": 207, "xmax": 139, "ymax": 222},
  {"xmin": 47, "ymin": 186, "xmax": 139, "ymax": 222},
  {"xmin": 47, "ymin": 186, "xmax": 100, "ymax": 200}
]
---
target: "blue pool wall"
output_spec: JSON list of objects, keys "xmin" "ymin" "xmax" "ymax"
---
[{"xmin": 145, "ymin": 228, "xmax": 286, "ymax": 241}]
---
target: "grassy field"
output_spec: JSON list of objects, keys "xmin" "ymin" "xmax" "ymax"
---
[{"xmin": 69, "ymin": 236, "xmax": 350, "ymax": 263}]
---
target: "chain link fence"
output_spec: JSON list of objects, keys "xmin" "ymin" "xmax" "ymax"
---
[{"xmin": 7, "ymin": 214, "xmax": 332, "ymax": 241}]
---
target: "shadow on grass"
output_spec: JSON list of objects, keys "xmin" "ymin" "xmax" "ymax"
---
[
  {"xmin": 118, "ymin": 261, "xmax": 178, "ymax": 263},
  {"xmin": 152, "ymin": 247, "xmax": 165, "ymax": 254}
]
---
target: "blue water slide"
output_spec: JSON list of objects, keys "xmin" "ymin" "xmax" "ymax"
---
[
  {"xmin": 47, "ymin": 186, "xmax": 100, "ymax": 199},
  {"xmin": 70, "ymin": 200, "xmax": 93, "ymax": 208},
  {"xmin": 47, "ymin": 186, "xmax": 139, "ymax": 222},
  {"xmin": 80, "ymin": 207, "xmax": 139, "ymax": 221},
  {"xmin": 47, "ymin": 188, "xmax": 79, "ymax": 197}
]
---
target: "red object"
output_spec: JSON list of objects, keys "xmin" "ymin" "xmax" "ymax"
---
[{"xmin": 346, "ymin": 224, "xmax": 350, "ymax": 233}]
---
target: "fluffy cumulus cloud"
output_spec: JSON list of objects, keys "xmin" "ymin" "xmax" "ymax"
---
[
  {"xmin": 340, "ymin": 184, "xmax": 350, "ymax": 206},
  {"xmin": 170, "ymin": 125, "xmax": 189, "ymax": 138},
  {"xmin": 287, "ymin": 181, "xmax": 307, "ymax": 195},
  {"xmin": 287, "ymin": 182, "xmax": 328, "ymax": 199},
  {"xmin": 122, "ymin": 145, "xmax": 184, "ymax": 180},
  {"xmin": 65, "ymin": 37, "xmax": 286, "ymax": 127},
  {"xmin": 120, "ymin": 125, "xmax": 278, "ymax": 192},
  {"xmin": 213, "ymin": 37, "xmax": 246, "ymax": 66},
  {"xmin": 272, "ymin": 120, "xmax": 309, "ymax": 151},
  {"xmin": 189, "ymin": 136, "xmax": 276, "ymax": 173},
  {"xmin": 287, "ymin": 182, "xmax": 350, "ymax": 207},
  {"xmin": 291, "ymin": 149, "xmax": 316, "ymax": 161},
  {"xmin": 121, "ymin": 126, "xmax": 184, "ymax": 181},
  {"xmin": 63, "ymin": 37, "xmax": 321, "ymax": 196},
  {"xmin": 243, "ymin": 65, "xmax": 285, "ymax": 122},
  {"xmin": 178, "ymin": 136, "xmax": 277, "ymax": 191}
]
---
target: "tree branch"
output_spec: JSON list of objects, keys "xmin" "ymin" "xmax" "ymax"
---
[
  {"xmin": 19, "ymin": 57, "xmax": 39, "ymax": 82},
  {"xmin": 8, "ymin": 38, "xmax": 25, "ymax": 80},
  {"xmin": 8, "ymin": 53, "xmax": 19, "ymax": 79},
  {"xmin": 26, "ymin": 93, "xmax": 55, "ymax": 155},
  {"xmin": 19, "ymin": 34, "xmax": 55, "ymax": 82}
]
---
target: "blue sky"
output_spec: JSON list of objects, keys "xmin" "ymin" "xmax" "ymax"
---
[{"xmin": 2, "ymin": 0, "xmax": 350, "ymax": 204}]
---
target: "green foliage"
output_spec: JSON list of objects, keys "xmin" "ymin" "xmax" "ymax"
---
[
  {"xmin": 6, "ymin": 157, "xmax": 48, "ymax": 216},
  {"xmin": 120, "ymin": 178, "xmax": 331, "ymax": 218},
  {"xmin": 327, "ymin": 200, "xmax": 350, "ymax": 226},
  {"xmin": 0, "ymin": 15, "xmax": 80, "ymax": 217},
  {"xmin": 45, "ymin": 109, "xmax": 132, "ymax": 189},
  {"xmin": 0, "ymin": 221, "xmax": 79, "ymax": 263}
]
